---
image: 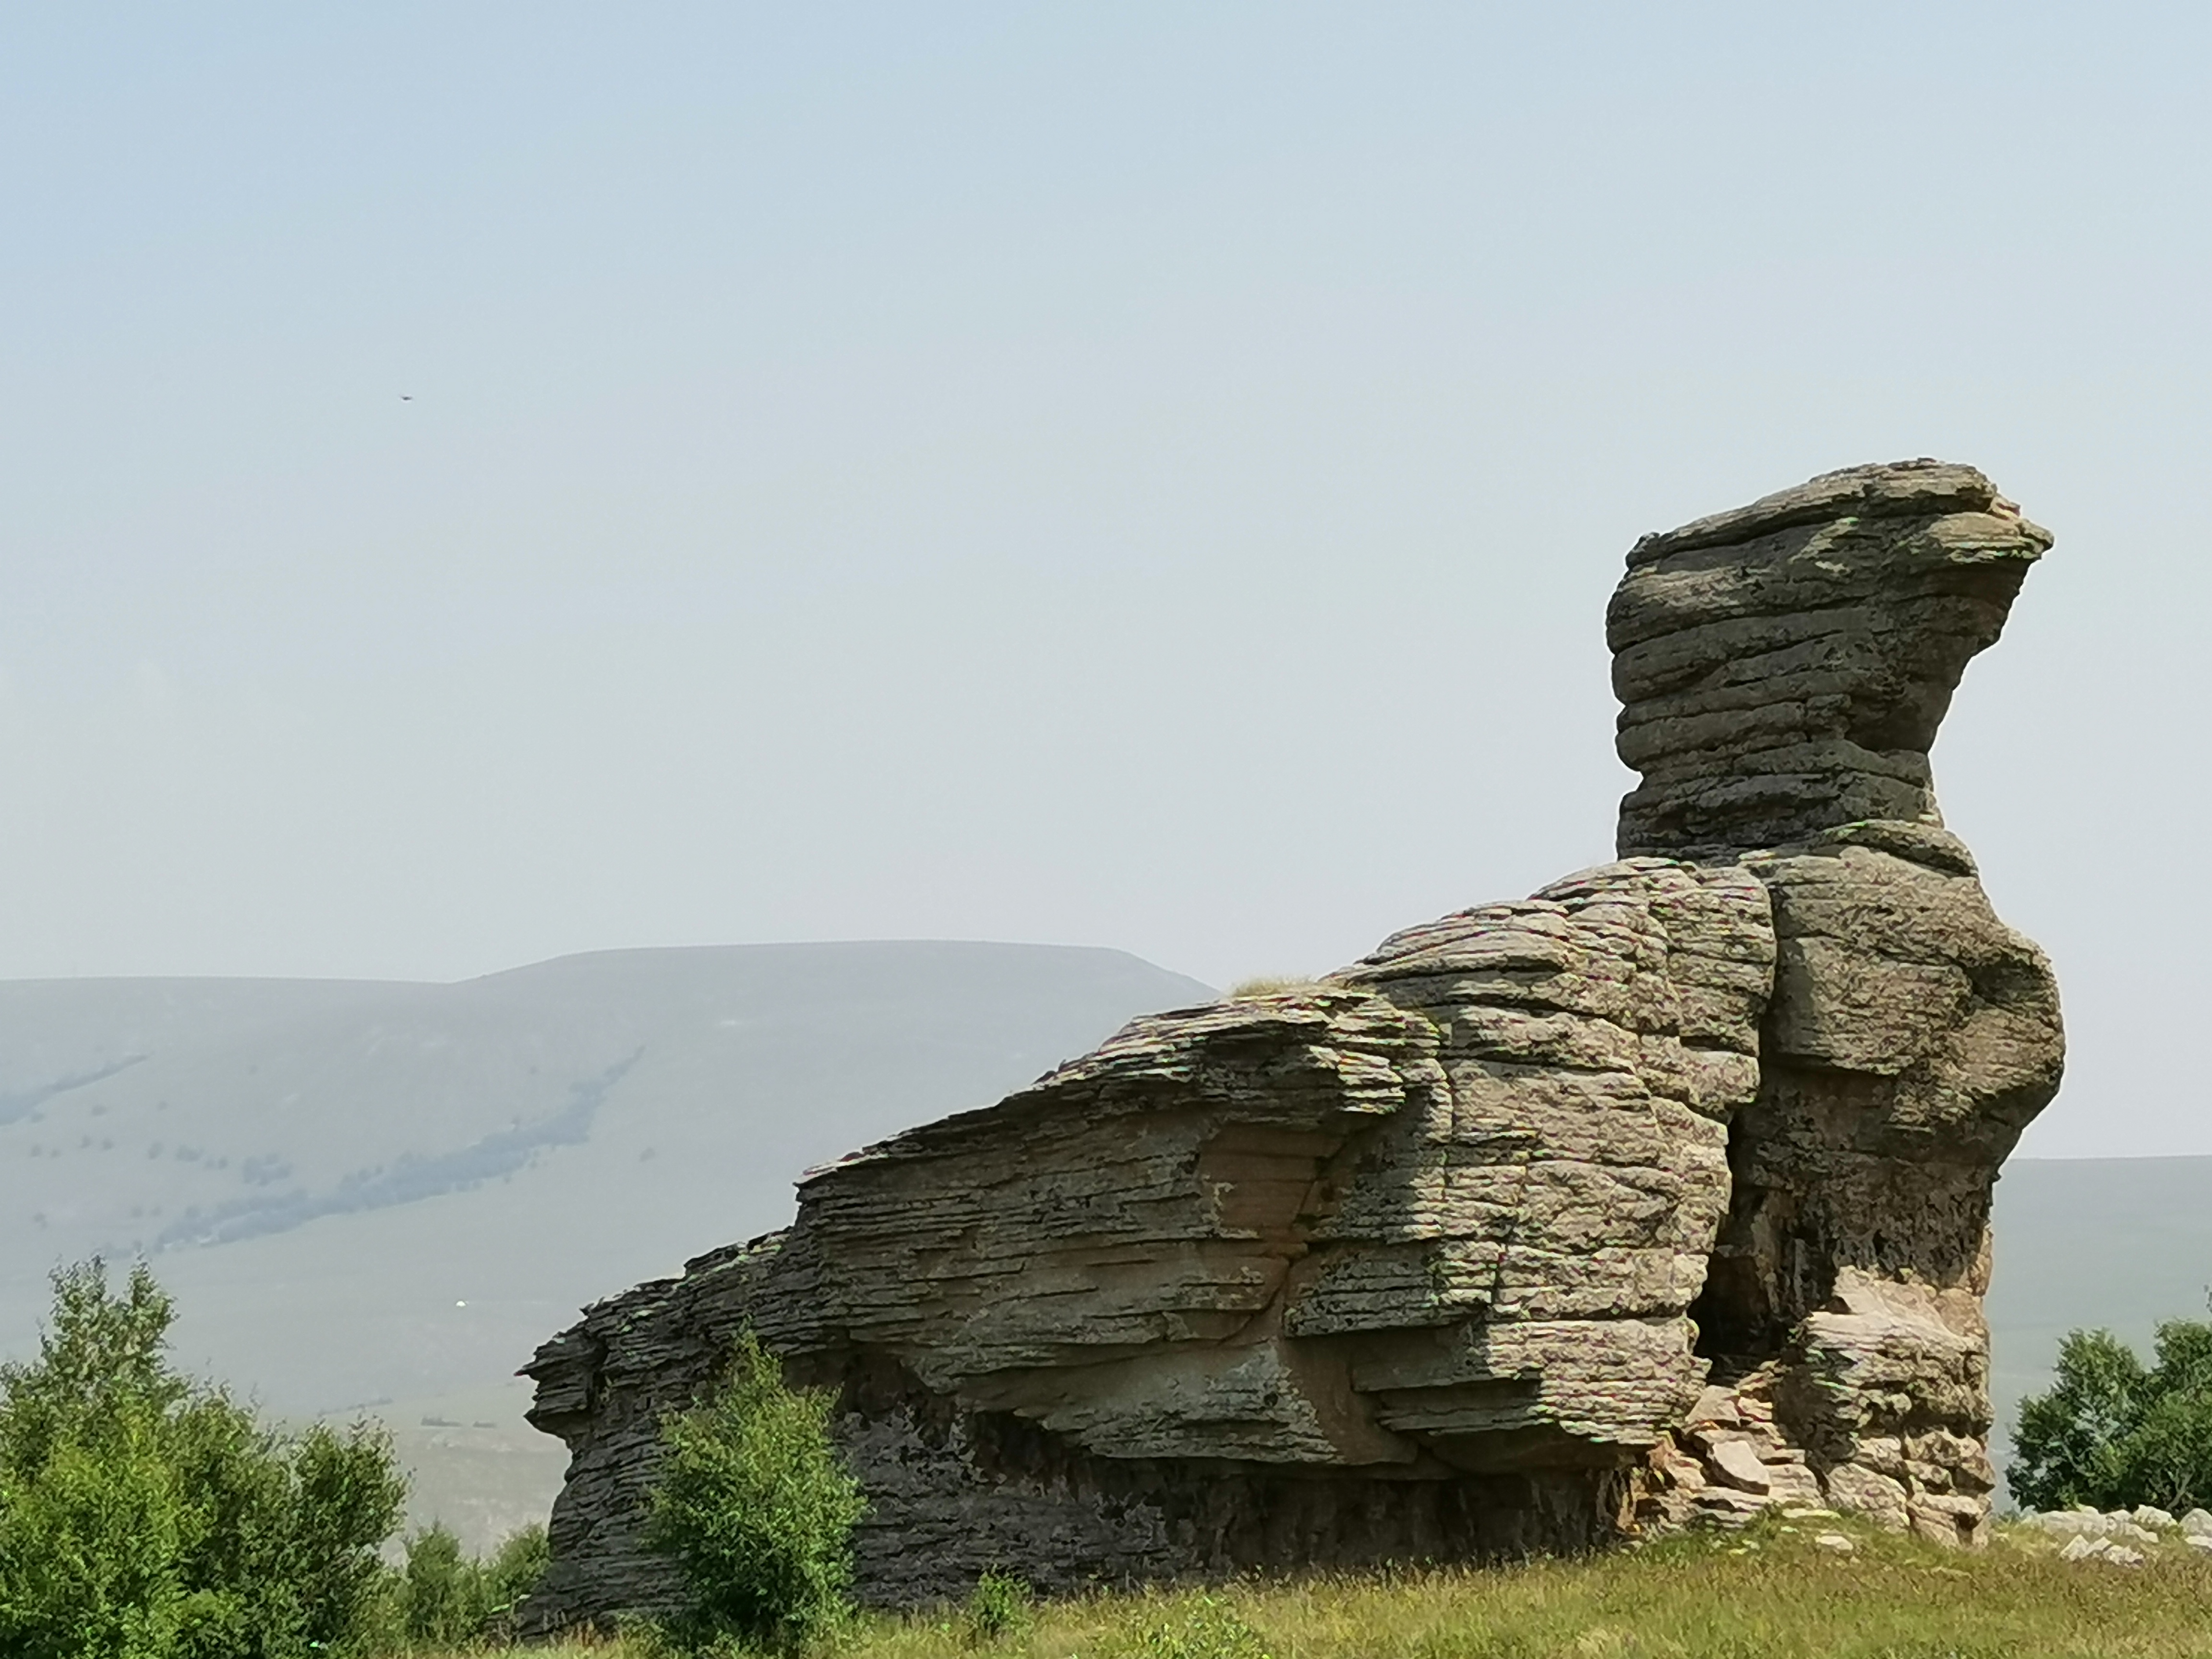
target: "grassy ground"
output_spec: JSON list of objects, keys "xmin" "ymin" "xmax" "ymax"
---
[{"xmin": 465, "ymin": 1518, "xmax": 2212, "ymax": 1659}]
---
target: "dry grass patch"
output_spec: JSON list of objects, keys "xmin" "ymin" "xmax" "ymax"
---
[
  {"xmin": 441, "ymin": 1519, "xmax": 2212, "ymax": 1659},
  {"xmin": 1222, "ymin": 977, "xmax": 1329, "ymax": 1000}
]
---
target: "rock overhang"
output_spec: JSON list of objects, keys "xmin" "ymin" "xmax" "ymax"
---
[{"xmin": 518, "ymin": 461, "xmax": 2063, "ymax": 1623}]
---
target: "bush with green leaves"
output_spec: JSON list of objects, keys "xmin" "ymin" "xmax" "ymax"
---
[
  {"xmin": 644, "ymin": 1330, "xmax": 866, "ymax": 1655},
  {"xmin": 377, "ymin": 1521, "xmax": 548, "ymax": 1649},
  {"xmin": 2010, "ymin": 1316, "xmax": 2212, "ymax": 1512},
  {"xmin": 960, "ymin": 1572, "xmax": 1031, "ymax": 1645},
  {"xmin": 1115, "ymin": 1596, "xmax": 1276, "ymax": 1659},
  {"xmin": 0, "ymin": 1257, "xmax": 407, "ymax": 1659}
]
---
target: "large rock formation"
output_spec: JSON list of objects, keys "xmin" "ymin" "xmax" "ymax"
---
[
  {"xmin": 520, "ymin": 460, "xmax": 2062, "ymax": 1625},
  {"xmin": 1610, "ymin": 461, "xmax": 2063, "ymax": 1543}
]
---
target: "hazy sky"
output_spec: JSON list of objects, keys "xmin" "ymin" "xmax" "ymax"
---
[{"xmin": 3, "ymin": 5, "xmax": 2206, "ymax": 1157}]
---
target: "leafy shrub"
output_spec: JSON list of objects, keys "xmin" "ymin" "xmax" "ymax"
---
[
  {"xmin": 644, "ymin": 1330, "xmax": 866, "ymax": 1655},
  {"xmin": 1115, "ymin": 1596, "xmax": 1275, "ymax": 1659},
  {"xmin": 396, "ymin": 1525, "xmax": 473, "ymax": 1647},
  {"xmin": 378, "ymin": 1521, "xmax": 548, "ymax": 1649},
  {"xmin": 478, "ymin": 1524, "xmax": 550, "ymax": 1634},
  {"xmin": 0, "ymin": 1258, "xmax": 407, "ymax": 1659},
  {"xmin": 2010, "ymin": 1317, "xmax": 2212, "ymax": 1511},
  {"xmin": 961, "ymin": 1572, "xmax": 1031, "ymax": 1644}
]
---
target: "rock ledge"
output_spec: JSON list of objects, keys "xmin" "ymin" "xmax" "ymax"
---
[{"xmin": 521, "ymin": 462, "xmax": 2062, "ymax": 1624}]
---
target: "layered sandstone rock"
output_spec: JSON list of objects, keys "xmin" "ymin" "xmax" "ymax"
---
[
  {"xmin": 1611, "ymin": 463, "xmax": 2063, "ymax": 1543},
  {"xmin": 521, "ymin": 460, "xmax": 2061, "ymax": 1624},
  {"xmin": 1610, "ymin": 459, "xmax": 2052, "ymax": 860},
  {"xmin": 523, "ymin": 861, "xmax": 1772, "ymax": 1621}
]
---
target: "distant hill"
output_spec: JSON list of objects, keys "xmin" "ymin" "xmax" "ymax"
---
[{"xmin": 0, "ymin": 941, "xmax": 1214, "ymax": 1544}]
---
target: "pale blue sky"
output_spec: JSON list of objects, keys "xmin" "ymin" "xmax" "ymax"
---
[{"xmin": 3, "ymin": 4, "xmax": 2206, "ymax": 1155}]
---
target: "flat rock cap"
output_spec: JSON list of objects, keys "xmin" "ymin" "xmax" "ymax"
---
[{"xmin": 1626, "ymin": 458, "xmax": 2044, "ymax": 569}]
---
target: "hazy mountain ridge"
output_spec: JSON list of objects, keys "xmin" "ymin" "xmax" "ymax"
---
[
  {"xmin": 2, "ymin": 971, "xmax": 645, "ymax": 1262},
  {"xmin": 154, "ymin": 1050, "xmax": 645, "ymax": 1250},
  {"xmin": 0, "ymin": 941, "xmax": 1216, "ymax": 1420}
]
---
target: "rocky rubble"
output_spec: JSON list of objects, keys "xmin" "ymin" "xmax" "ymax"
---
[
  {"xmin": 520, "ymin": 461, "xmax": 2063, "ymax": 1626},
  {"xmin": 2014, "ymin": 1506, "xmax": 2212, "ymax": 1567}
]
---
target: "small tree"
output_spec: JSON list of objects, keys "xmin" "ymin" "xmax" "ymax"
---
[
  {"xmin": 644, "ymin": 1331, "xmax": 866, "ymax": 1654},
  {"xmin": 387, "ymin": 1521, "xmax": 548, "ymax": 1647},
  {"xmin": 2011, "ymin": 1316, "xmax": 2212, "ymax": 1512},
  {"xmin": 398, "ymin": 1525, "xmax": 474, "ymax": 1647},
  {"xmin": 478, "ymin": 1523, "xmax": 550, "ymax": 1641},
  {"xmin": 0, "ymin": 1258, "xmax": 406, "ymax": 1659}
]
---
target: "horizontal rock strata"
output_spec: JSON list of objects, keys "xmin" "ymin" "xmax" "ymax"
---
[
  {"xmin": 523, "ymin": 459, "xmax": 2062, "ymax": 1623},
  {"xmin": 1612, "ymin": 463, "xmax": 2063, "ymax": 1544},
  {"xmin": 523, "ymin": 861, "xmax": 1774, "ymax": 1622},
  {"xmin": 1611, "ymin": 459, "xmax": 2052, "ymax": 862}
]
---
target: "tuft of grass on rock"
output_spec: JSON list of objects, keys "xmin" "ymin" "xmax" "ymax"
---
[{"xmin": 1222, "ymin": 977, "xmax": 1327, "ymax": 1001}]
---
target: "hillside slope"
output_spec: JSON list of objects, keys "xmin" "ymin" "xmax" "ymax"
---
[{"xmin": 0, "ymin": 941, "xmax": 1213, "ymax": 1418}]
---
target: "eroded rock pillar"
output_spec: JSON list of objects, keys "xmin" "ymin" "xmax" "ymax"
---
[{"xmin": 1609, "ymin": 460, "xmax": 2064, "ymax": 1541}]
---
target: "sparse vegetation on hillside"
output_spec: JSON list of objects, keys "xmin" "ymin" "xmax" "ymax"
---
[
  {"xmin": 2011, "ymin": 1316, "xmax": 2212, "ymax": 1512},
  {"xmin": 645, "ymin": 1329, "xmax": 867, "ymax": 1655}
]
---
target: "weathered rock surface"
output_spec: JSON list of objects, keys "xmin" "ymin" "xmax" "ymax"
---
[
  {"xmin": 1610, "ymin": 462, "xmax": 2061, "ymax": 1545},
  {"xmin": 1611, "ymin": 459, "xmax": 2052, "ymax": 861},
  {"xmin": 524, "ymin": 861, "xmax": 1772, "ymax": 1621},
  {"xmin": 522, "ymin": 460, "xmax": 2062, "ymax": 1624}
]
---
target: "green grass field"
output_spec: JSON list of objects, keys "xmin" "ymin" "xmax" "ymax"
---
[{"xmin": 453, "ymin": 1517, "xmax": 2212, "ymax": 1659}]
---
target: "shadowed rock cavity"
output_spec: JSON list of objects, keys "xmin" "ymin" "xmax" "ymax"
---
[{"xmin": 520, "ymin": 460, "xmax": 2061, "ymax": 1625}]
